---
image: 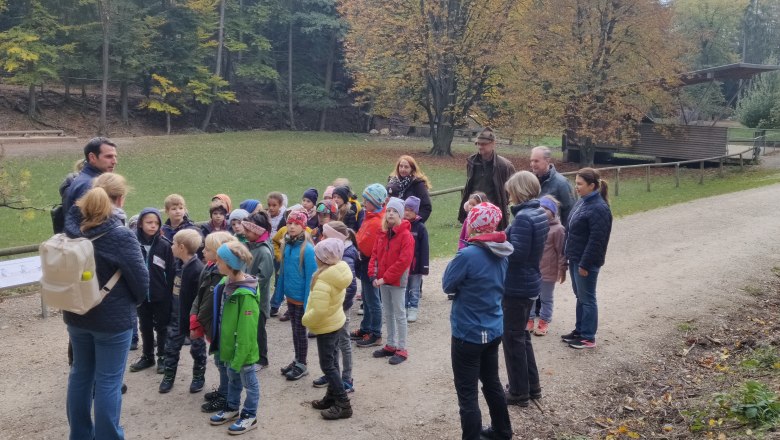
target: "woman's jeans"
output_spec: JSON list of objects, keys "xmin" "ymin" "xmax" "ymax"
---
[
  {"xmin": 381, "ymin": 284, "xmax": 407, "ymax": 350},
  {"xmin": 501, "ymin": 297, "xmax": 540, "ymax": 399},
  {"xmin": 226, "ymin": 364, "xmax": 259, "ymax": 418},
  {"xmin": 67, "ymin": 325, "xmax": 132, "ymax": 440},
  {"xmin": 404, "ymin": 274, "xmax": 423, "ymax": 309},
  {"xmin": 569, "ymin": 263, "xmax": 600, "ymax": 341},
  {"xmin": 451, "ymin": 336, "xmax": 512, "ymax": 440},
  {"xmin": 530, "ymin": 281, "xmax": 556, "ymax": 323}
]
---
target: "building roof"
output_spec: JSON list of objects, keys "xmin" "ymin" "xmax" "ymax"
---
[{"xmin": 679, "ymin": 63, "xmax": 780, "ymax": 86}]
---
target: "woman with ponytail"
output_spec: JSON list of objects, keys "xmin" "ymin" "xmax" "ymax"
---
[
  {"xmin": 63, "ymin": 178, "xmax": 149, "ymax": 440},
  {"xmin": 561, "ymin": 167, "xmax": 613, "ymax": 349}
]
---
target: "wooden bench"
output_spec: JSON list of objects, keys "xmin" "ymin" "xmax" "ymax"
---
[{"xmin": 0, "ymin": 130, "xmax": 65, "ymax": 137}]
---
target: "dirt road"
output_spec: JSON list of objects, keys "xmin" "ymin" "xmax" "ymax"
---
[{"xmin": 1, "ymin": 184, "xmax": 779, "ymax": 439}]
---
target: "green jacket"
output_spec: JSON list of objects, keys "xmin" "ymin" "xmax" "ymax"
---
[
  {"xmin": 245, "ymin": 239, "xmax": 274, "ymax": 319},
  {"xmin": 218, "ymin": 277, "xmax": 260, "ymax": 372}
]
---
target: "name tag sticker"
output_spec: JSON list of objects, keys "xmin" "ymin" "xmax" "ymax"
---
[{"xmin": 153, "ymin": 255, "xmax": 166, "ymax": 269}]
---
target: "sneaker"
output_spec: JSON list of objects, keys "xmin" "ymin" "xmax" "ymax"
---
[
  {"xmin": 158, "ymin": 370, "xmax": 175, "ymax": 393},
  {"xmin": 407, "ymin": 307, "xmax": 418, "ymax": 323},
  {"xmin": 280, "ymin": 361, "xmax": 295, "ymax": 376},
  {"xmin": 312, "ymin": 376, "xmax": 328, "ymax": 388},
  {"xmin": 279, "ymin": 310, "xmax": 291, "ymax": 322},
  {"xmin": 343, "ymin": 379, "xmax": 355, "ymax": 394},
  {"xmin": 285, "ymin": 362, "xmax": 308, "ymax": 381},
  {"xmin": 447, "ymin": 293, "xmax": 455, "ymax": 300},
  {"xmin": 526, "ymin": 319, "xmax": 535, "ymax": 332},
  {"xmin": 202, "ymin": 396, "xmax": 226, "ymax": 413},
  {"xmin": 373, "ymin": 345, "xmax": 396, "ymax": 358},
  {"xmin": 209, "ymin": 408, "xmax": 239, "ymax": 425},
  {"xmin": 205, "ymin": 389, "xmax": 221, "ymax": 401},
  {"xmin": 350, "ymin": 328, "xmax": 368, "ymax": 340},
  {"xmin": 356, "ymin": 334, "xmax": 382, "ymax": 348},
  {"xmin": 156, "ymin": 356, "xmax": 165, "ymax": 374},
  {"xmin": 228, "ymin": 415, "xmax": 258, "ymax": 435},
  {"xmin": 270, "ymin": 307, "xmax": 279, "ymax": 317},
  {"xmin": 534, "ymin": 320, "xmax": 549, "ymax": 336},
  {"xmin": 129, "ymin": 355, "xmax": 155, "ymax": 372},
  {"xmin": 389, "ymin": 349, "xmax": 408, "ymax": 365},
  {"xmin": 569, "ymin": 339, "xmax": 596, "ymax": 349},
  {"xmin": 130, "ymin": 340, "xmax": 138, "ymax": 351},
  {"xmin": 560, "ymin": 331, "xmax": 581, "ymax": 343}
]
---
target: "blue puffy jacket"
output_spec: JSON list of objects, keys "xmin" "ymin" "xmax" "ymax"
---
[
  {"xmin": 277, "ymin": 238, "xmax": 317, "ymax": 307},
  {"xmin": 565, "ymin": 191, "xmax": 612, "ymax": 270},
  {"xmin": 64, "ymin": 207, "xmax": 149, "ymax": 333},
  {"xmin": 442, "ymin": 235, "xmax": 514, "ymax": 344},
  {"xmin": 504, "ymin": 200, "xmax": 549, "ymax": 299}
]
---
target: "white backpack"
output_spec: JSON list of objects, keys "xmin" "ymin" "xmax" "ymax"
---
[{"xmin": 39, "ymin": 232, "xmax": 121, "ymax": 315}]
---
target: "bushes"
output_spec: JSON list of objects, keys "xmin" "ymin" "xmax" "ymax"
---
[{"xmin": 736, "ymin": 72, "xmax": 780, "ymax": 129}]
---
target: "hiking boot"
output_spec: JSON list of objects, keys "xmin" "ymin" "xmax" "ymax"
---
[
  {"xmin": 343, "ymin": 378, "xmax": 355, "ymax": 394},
  {"xmin": 526, "ymin": 319, "xmax": 535, "ymax": 332},
  {"xmin": 227, "ymin": 415, "xmax": 258, "ymax": 435},
  {"xmin": 312, "ymin": 376, "xmax": 328, "ymax": 388},
  {"xmin": 201, "ymin": 396, "xmax": 226, "ymax": 413},
  {"xmin": 373, "ymin": 345, "xmax": 396, "ymax": 358},
  {"xmin": 321, "ymin": 396, "xmax": 353, "ymax": 420},
  {"xmin": 349, "ymin": 328, "xmax": 368, "ymax": 340},
  {"xmin": 389, "ymin": 349, "xmax": 408, "ymax": 365},
  {"xmin": 312, "ymin": 389, "xmax": 335, "ymax": 410},
  {"xmin": 156, "ymin": 356, "xmax": 165, "ymax": 374},
  {"xmin": 129, "ymin": 355, "xmax": 155, "ymax": 372},
  {"xmin": 280, "ymin": 361, "xmax": 295, "ymax": 376},
  {"xmin": 569, "ymin": 339, "xmax": 596, "ymax": 349},
  {"xmin": 158, "ymin": 368, "xmax": 176, "ymax": 394},
  {"xmin": 285, "ymin": 362, "xmax": 308, "ymax": 381},
  {"xmin": 505, "ymin": 391, "xmax": 529, "ymax": 407},
  {"xmin": 560, "ymin": 331, "xmax": 581, "ymax": 343},
  {"xmin": 209, "ymin": 408, "xmax": 239, "ymax": 425},
  {"xmin": 130, "ymin": 340, "xmax": 138, "ymax": 351},
  {"xmin": 534, "ymin": 319, "xmax": 549, "ymax": 336},
  {"xmin": 190, "ymin": 367, "xmax": 206, "ymax": 393},
  {"xmin": 356, "ymin": 334, "xmax": 382, "ymax": 348},
  {"xmin": 406, "ymin": 307, "xmax": 418, "ymax": 323},
  {"xmin": 279, "ymin": 310, "xmax": 291, "ymax": 322},
  {"xmin": 270, "ymin": 307, "xmax": 279, "ymax": 317}
]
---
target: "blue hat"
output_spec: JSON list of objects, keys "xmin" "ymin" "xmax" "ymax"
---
[
  {"xmin": 404, "ymin": 196, "xmax": 420, "ymax": 214},
  {"xmin": 239, "ymin": 199, "xmax": 261, "ymax": 213},
  {"xmin": 303, "ymin": 188, "xmax": 319, "ymax": 204},
  {"xmin": 362, "ymin": 183, "xmax": 387, "ymax": 209}
]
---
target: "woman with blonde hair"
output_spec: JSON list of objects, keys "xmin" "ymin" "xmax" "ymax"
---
[
  {"xmin": 64, "ymin": 177, "xmax": 149, "ymax": 440},
  {"xmin": 387, "ymin": 155, "xmax": 433, "ymax": 222}
]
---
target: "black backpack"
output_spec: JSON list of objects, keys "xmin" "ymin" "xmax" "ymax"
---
[{"xmin": 52, "ymin": 172, "xmax": 78, "ymax": 234}]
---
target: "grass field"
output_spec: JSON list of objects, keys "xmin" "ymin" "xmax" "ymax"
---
[{"xmin": 2, "ymin": 131, "xmax": 780, "ymax": 258}]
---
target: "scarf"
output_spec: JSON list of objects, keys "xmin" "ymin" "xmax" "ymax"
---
[{"xmin": 391, "ymin": 175, "xmax": 414, "ymax": 198}]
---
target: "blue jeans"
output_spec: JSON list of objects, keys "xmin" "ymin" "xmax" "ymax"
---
[
  {"xmin": 67, "ymin": 326, "xmax": 132, "ymax": 440},
  {"xmin": 405, "ymin": 274, "xmax": 423, "ymax": 309},
  {"xmin": 214, "ymin": 355, "xmax": 229, "ymax": 397},
  {"xmin": 569, "ymin": 263, "xmax": 600, "ymax": 341},
  {"xmin": 226, "ymin": 364, "xmax": 259, "ymax": 418},
  {"xmin": 358, "ymin": 263, "xmax": 382, "ymax": 337},
  {"xmin": 530, "ymin": 281, "xmax": 556, "ymax": 323}
]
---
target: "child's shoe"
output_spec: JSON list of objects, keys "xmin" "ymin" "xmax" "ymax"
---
[
  {"xmin": 343, "ymin": 378, "xmax": 355, "ymax": 394},
  {"xmin": 279, "ymin": 310, "xmax": 291, "ymax": 322},
  {"xmin": 280, "ymin": 361, "xmax": 295, "ymax": 376},
  {"xmin": 205, "ymin": 389, "xmax": 222, "ymax": 401},
  {"xmin": 285, "ymin": 362, "xmax": 308, "ymax": 381},
  {"xmin": 158, "ymin": 368, "xmax": 176, "ymax": 393},
  {"xmin": 373, "ymin": 345, "xmax": 396, "ymax": 358},
  {"xmin": 129, "ymin": 355, "xmax": 155, "ymax": 372},
  {"xmin": 526, "ymin": 319, "xmax": 535, "ymax": 332},
  {"xmin": 190, "ymin": 367, "xmax": 206, "ymax": 393},
  {"xmin": 388, "ymin": 349, "xmax": 408, "ymax": 365},
  {"xmin": 227, "ymin": 414, "xmax": 258, "ymax": 435},
  {"xmin": 312, "ymin": 376, "xmax": 328, "ymax": 388},
  {"xmin": 321, "ymin": 396, "xmax": 353, "ymax": 420},
  {"xmin": 357, "ymin": 303, "xmax": 364, "ymax": 315},
  {"xmin": 406, "ymin": 307, "xmax": 419, "ymax": 323},
  {"xmin": 356, "ymin": 334, "xmax": 382, "ymax": 347},
  {"xmin": 209, "ymin": 408, "xmax": 239, "ymax": 425},
  {"xmin": 156, "ymin": 356, "xmax": 165, "ymax": 374},
  {"xmin": 349, "ymin": 329, "xmax": 368, "ymax": 340},
  {"xmin": 312, "ymin": 389, "xmax": 335, "ymax": 410},
  {"xmin": 269, "ymin": 307, "xmax": 279, "ymax": 317},
  {"xmin": 201, "ymin": 396, "xmax": 226, "ymax": 413},
  {"xmin": 534, "ymin": 320, "xmax": 549, "ymax": 336}
]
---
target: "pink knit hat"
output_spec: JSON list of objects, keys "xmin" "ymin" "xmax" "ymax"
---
[
  {"xmin": 324, "ymin": 186, "xmax": 335, "ymax": 199},
  {"xmin": 286, "ymin": 210, "xmax": 308, "ymax": 228},
  {"xmin": 466, "ymin": 202, "xmax": 502, "ymax": 234},
  {"xmin": 322, "ymin": 223, "xmax": 347, "ymax": 241},
  {"xmin": 314, "ymin": 238, "xmax": 345, "ymax": 265}
]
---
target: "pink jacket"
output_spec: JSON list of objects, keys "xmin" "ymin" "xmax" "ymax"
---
[{"xmin": 539, "ymin": 219, "xmax": 567, "ymax": 282}]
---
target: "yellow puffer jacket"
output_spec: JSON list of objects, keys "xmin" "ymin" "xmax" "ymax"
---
[{"xmin": 302, "ymin": 261, "xmax": 352, "ymax": 335}]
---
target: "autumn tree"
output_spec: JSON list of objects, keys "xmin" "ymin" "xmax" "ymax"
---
[
  {"xmin": 503, "ymin": 0, "xmax": 685, "ymax": 166},
  {"xmin": 340, "ymin": 0, "xmax": 522, "ymax": 155},
  {"xmin": 138, "ymin": 74, "xmax": 182, "ymax": 135}
]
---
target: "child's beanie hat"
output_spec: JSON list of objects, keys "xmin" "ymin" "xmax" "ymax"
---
[
  {"xmin": 404, "ymin": 196, "xmax": 421, "ymax": 214},
  {"xmin": 467, "ymin": 202, "xmax": 502, "ymax": 234},
  {"xmin": 316, "ymin": 200, "xmax": 338, "ymax": 218},
  {"xmin": 333, "ymin": 186, "xmax": 352, "ymax": 204},
  {"xmin": 314, "ymin": 238, "xmax": 345, "ymax": 265},
  {"xmin": 228, "ymin": 209, "xmax": 251, "ymax": 223},
  {"xmin": 239, "ymin": 199, "xmax": 261, "ymax": 213},
  {"xmin": 324, "ymin": 186, "xmax": 335, "ymax": 199},
  {"xmin": 362, "ymin": 183, "xmax": 387, "ymax": 209},
  {"xmin": 386, "ymin": 197, "xmax": 405, "ymax": 215},
  {"xmin": 322, "ymin": 223, "xmax": 348, "ymax": 241},
  {"xmin": 303, "ymin": 188, "xmax": 319, "ymax": 204},
  {"xmin": 212, "ymin": 194, "xmax": 233, "ymax": 212},
  {"xmin": 286, "ymin": 210, "xmax": 309, "ymax": 228}
]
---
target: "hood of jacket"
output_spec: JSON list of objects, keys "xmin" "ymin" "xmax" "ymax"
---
[
  {"xmin": 318, "ymin": 261, "xmax": 352, "ymax": 292},
  {"xmin": 224, "ymin": 275, "xmax": 259, "ymax": 297},
  {"xmin": 136, "ymin": 207, "xmax": 163, "ymax": 243},
  {"xmin": 511, "ymin": 199, "xmax": 541, "ymax": 215},
  {"xmin": 389, "ymin": 218, "xmax": 412, "ymax": 235},
  {"xmin": 467, "ymin": 231, "xmax": 514, "ymax": 258}
]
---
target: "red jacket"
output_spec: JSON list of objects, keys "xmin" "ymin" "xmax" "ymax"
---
[
  {"xmin": 369, "ymin": 219, "xmax": 415, "ymax": 286},
  {"xmin": 356, "ymin": 209, "xmax": 384, "ymax": 258}
]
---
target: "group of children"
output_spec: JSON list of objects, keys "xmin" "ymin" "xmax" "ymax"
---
[{"xmin": 124, "ymin": 180, "xmax": 430, "ymax": 435}]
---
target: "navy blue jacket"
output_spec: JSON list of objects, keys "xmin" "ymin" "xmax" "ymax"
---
[
  {"xmin": 504, "ymin": 200, "xmax": 549, "ymax": 299},
  {"xmin": 408, "ymin": 217, "xmax": 429, "ymax": 275},
  {"xmin": 565, "ymin": 191, "xmax": 612, "ymax": 270},
  {"xmin": 64, "ymin": 207, "xmax": 149, "ymax": 333},
  {"xmin": 442, "ymin": 236, "xmax": 514, "ymax": 344},
  {"xmin": 539, "ymin": 164, "xmax": 575, "ymax": 228},
  {"xmin": 170, "ymin": 256, "xmax": 205, "ymax": 337},
  {"xmin": 136, "ymin": 208, "xmax": 175, "ymax": 303},
  {"xmin": 342, "ymin": 243, "xmax": 359, "ymax": 311},
  {"xmin": 64, "ymin": 164, "xmax": 102, "ymax": 217}
]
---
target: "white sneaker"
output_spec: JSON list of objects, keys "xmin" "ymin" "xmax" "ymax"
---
[
  {"xmin": 210, "ymin": 409, "xmax": 239, "ymax": 425},
  {"xmin": 407, "ymin": 307, "xmax": 418, "ymax": 323},
  {"xmin": 228, "ymin": 416, "xmax": 258, "ymax": 435}
]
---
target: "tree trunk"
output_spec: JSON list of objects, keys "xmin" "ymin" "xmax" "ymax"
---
[
  {"xmin": 98, "ymin": 0, "xmax": 111, "ymax": 136},
  {"xmin": 201, "ymin": 0, "xmax": 226, "ymax": 132},
  {"xmin": 64, "ymin": 78, "xmax": 70, "ymax": 104},
  {"xmin": 120, "ymin": 80, "xmax": 129, "ymax": 125},
  {"xmin": 318, "ymin": 31, "xmax": 337, "ymax": 131},
  {"xmin": 429, "ymin": 123, "xmax": 455, "ymax": 156},
  {"xmin": 166, "ymin": 112, "xmax": 171, "ymax": 135},
  {"xmin": 287, "ymin": 21, "xmax": 296, "ymax": 130},
  {"xmin": 27, "ymin": 83, "xmax": 36, "ymax": 117},
  {"xmin": 580, "ymin": 138, "xmax": 596, "ymax": 167},
  {"xmin": 81, "ymin": 83, "xmax": 87, "ymax": 114}
]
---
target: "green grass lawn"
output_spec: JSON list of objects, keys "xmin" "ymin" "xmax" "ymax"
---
[
  {"xmin": 2, "ymin": 131, "xmax": 779, "ymax": 258},
  {"xmin": 729, "ymin": 128, "xmax": 780, "ymax": 141}
]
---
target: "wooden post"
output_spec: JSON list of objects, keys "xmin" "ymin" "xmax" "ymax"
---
[
  {"xmin": 41, "ymin": 296, "xmax": 48, "ymax": 319},
  {"xmin": 718, "ymin": 158, "xmax": 724, "ymax": 177},
  {"xmin": 646, "ymin": 166, "xmax": 651, "ymax": 192},
  {"xmin": 699, "ymin": 161, "xmax": 704, "ymax": 184},
  {"xmin": 614, "ymin": 168, "xmax": 620, "ymax": 197},
  {"xmin": 740, "ymin": 153, "xmax": 744, "ymax": 171},
  {"xmin": 675, "ymin": 163, "xmax": 680, "ymax": 188}
]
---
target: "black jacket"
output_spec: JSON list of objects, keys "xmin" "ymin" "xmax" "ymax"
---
[
  {"xmin": 388, "ymin": 178, "xmax": 433, "ymax": 223},
  {"xmin": 409, "ymin": 217, "xmax": 429, "ymax": 275},
  {"xmin": 504, "ymin": 200, "xmax": 549, "ymax": 299},
  {"xmin": 136, "ymin": 209, "xmax": 175, "ymax": 303},
  {"xmin": 171, "ymin": 256, "xmax": 205, "ymax": 336},
  {"xmin": 565, "ymin": 191, "xmax": 612, "ymax": 270}
]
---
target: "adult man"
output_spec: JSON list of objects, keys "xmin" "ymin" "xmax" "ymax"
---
[
  {"xmin": 458, "ymin": 128, "xmax": 516, "ymax": 231},
  {"xmin": 64, "ymin": 137, "xmax": 118, "ymax": 215},
  {"xmin": 530, "ymin": 146, "xmax": 574, "ymax": 227}
]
